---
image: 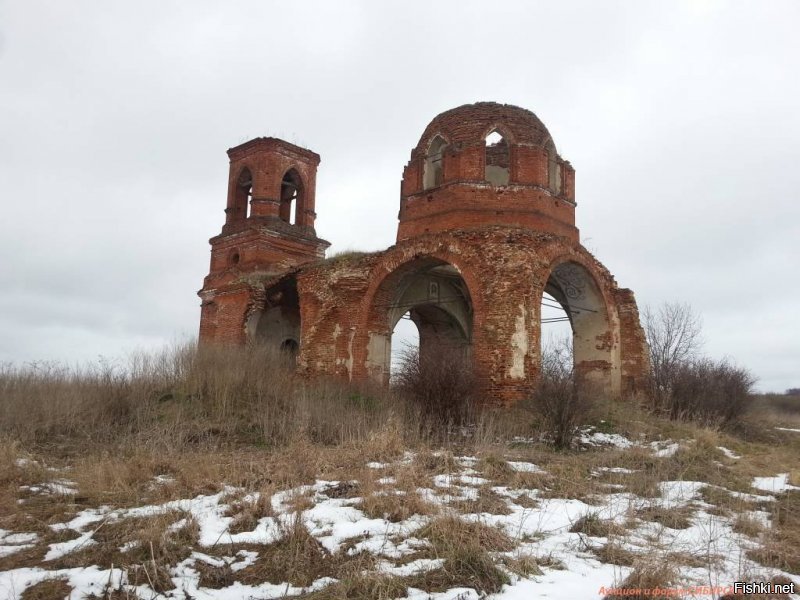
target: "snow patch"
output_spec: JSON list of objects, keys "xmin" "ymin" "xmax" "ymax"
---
[{"xmin": 752, "ymin": 473, "xmax": 799, "ymax": 493}]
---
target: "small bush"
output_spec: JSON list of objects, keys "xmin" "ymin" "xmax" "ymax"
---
[
  {"xmin": 393, "ymin": 345, "xmax": 475, "ymax": 426},
  {"xmin": 665, "ymin": 358, "xmax": 755, "ymax": 426},
  {"xmin": 531, "ymin": 336, "xmax": 590, "ymax": 449}
]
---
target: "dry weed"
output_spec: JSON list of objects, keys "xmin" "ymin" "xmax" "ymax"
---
[
  {"xmin": 20, "ymin": 577, "xmax": 72, "ymax": 600},
  {"xmin": 359, "ymin": 491, "xmax": 439, "ymax": 522}
]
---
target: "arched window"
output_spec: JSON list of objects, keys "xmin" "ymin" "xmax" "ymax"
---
[
  {"xmin": 485, "ymin": 130, "xmax": 510, "ymax": 185},
  {"xmin": 280, "ymin": 169, "xmax": 303, "ymax": 224},
  {"xmin": 235, "ymin": 168, "xmax": 253, "ymax": 219},
  {"xmin": 423, "ymin": 135, "xmax": 447, "ymax": 190}
]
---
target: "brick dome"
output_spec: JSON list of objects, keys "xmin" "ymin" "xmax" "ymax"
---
[
  {"xmin": 411, "ymin": 102, "xmax": 556, "ymax": 159},
  {"xmin": 398, "ymin": 102, "xmax": 576, "ymax": 243}
]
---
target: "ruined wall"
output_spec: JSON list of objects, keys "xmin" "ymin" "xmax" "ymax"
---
[
  {"xmin": 294, "ymin": 227, "xmax": 648, "ymax": 404},
  {"xmin": 197, "ymin": 102, "xmax": 651, "ymax": 404}
]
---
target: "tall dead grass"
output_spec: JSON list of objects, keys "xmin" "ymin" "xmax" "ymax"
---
[{"xmin": 0, "ymin": 343, "xmax": 407, "ymax": 451}]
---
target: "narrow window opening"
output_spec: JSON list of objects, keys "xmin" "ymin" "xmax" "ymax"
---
[
  {"xmin": 236, "ymin": 169, "xmax": 253, "ymax": 219},
  {"xmin": 485, "ymin": 130, "xmax": 510, "ymax": 186},
  {"xmin": 423, "ymin": 135, "xmax": 447, "ymax": 190},
  {"xmin": 280, "ymin": 169, "xmax": 302, "ymax": 224}
]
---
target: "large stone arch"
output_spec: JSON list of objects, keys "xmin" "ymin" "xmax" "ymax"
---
[
  {"xmin": 353, "ymin": 248, "xmax": 481, "ymax": 384},
  {"xmin": 536, "ymin": 251, "xmax": 622, "ymax": 396}
]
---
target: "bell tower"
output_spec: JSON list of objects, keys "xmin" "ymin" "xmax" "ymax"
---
[{"xmin": 198, "ymin": 137, "xmax": 329, "ymax": 344}]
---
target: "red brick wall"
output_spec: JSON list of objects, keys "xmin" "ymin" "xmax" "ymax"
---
[
  {"xmin": 294, "ymin": 227, "xmax": 648, "ymax": 404},
  {"xmin": 397, "ymin": 183, "xmax": 578, "ymax": 242},
  {"xmin": 198, "ymin": 104, "xmax": 650, "ymax": 404}
]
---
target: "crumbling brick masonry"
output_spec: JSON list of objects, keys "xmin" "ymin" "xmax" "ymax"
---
[{"xmin": 198, "ymin": 102, "xmax": 650, "ymax": 404}]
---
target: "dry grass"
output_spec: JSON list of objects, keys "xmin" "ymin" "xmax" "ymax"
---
[
  {"xmin": 731, "ymin": 514, "xmax": 765, "ymax": 538},
  {"xmin": 452, "ymin": 486, "xmax": 514, "ymax": 516},
  {"xmin": 417, "ymin": 516, "xmax": 514, "ymax": 553},
  {"xmin": 223, "ymin": 488, "xmax": 274, "ymax": 534},
  {"xmin": 604, "ymin": 562, "xmax": 680, "ymax": 600},
  {"xmin": 569, "ymin": 513, "xmax": 626, "ymax": 537},
  {"xmin": 237, "ymin": 515, "xmax": 337, "ymax": 587},
  {"xmin": 635, "ymin": 505, "xmax": 694, "ymax": 530},
  {"xmin": 3, "ymin": 343, "xmax": 800, "ymax": 597},
  {"xmin": 593, "ymin": 542, "xmax": 638, "ymax": 567},
  {"xmin": 195, "ymin": 559, "xmax": 236, "ymax": 589},
  {"xmin": 499, "ymin": 553, "xmax": 543, "ymax": 577},
  {"xmin": 477, "ymin": 453, "xmax": 515, "ymax": 480},
  {"xmin": 20, "ymin": 577, "xmax": 72, "ymax": 600},
  {"xmin": 409, "ymin": 516, "xmax": 515, "ymax": 594},
  {"xmin": 359, "ymin": 491, "xmax": 439, "ymax": 522},
  {"xmin": 298, "ymin": 573, "xmax": 407, "ymax": 599},
  {"xmin": 0, "ymin": 344, "xmax": 406, "ymax": 450},
  {"xmin": 413, "ymin": 449, "xmax": 458, "ymax": 475},
  {"xmin": 747, "ymin": 490, "xmax": 800, "ymax": 573}
]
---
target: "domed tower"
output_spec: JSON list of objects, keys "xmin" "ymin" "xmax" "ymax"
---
[{"xmin": 397, "ymin": 102, "xmax": 576, "ymax": 242}]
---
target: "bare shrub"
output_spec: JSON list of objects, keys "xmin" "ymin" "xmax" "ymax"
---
[
  {"xmin": 643, "ymin": 301, "xmax": 703, "ymax": 408},
  {"xmin": 533, "ymin": 335, "xmax": 590, "ymax": 449},
  {"xmin": 667, "ymin": 358, "xmax": 755, "ymax": 426},
  {"xmin": 392, "ymin": 344, "xmax": 475, "ymax": 427},
  {"xmin": 643, "ymin": 302, "xmax": 756, "ymax": 426}
]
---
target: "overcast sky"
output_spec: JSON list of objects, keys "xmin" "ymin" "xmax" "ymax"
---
[{"xmin": 1, "ymin": 0, "xmax": 798, "ymax": 392}]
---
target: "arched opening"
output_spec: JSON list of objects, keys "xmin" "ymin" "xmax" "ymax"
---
[
  {"xmin": 485, "ymin": 130, "xmax": 510, "ymax": 186},
  {"xmin": 540, "ymin": 261, "xmax": 617, "ymax": 394},
  {"xmin": 246, "ymin": 276, "xmax": 301, "ymax": 367},
  {"xmin": 423, "ymin": 135, "xmax": 447, "ymax": 190},
  {"xmin": 280, "ymin": 169, "xmax": 303, "ymax": 224},
  {"xmin": 540, "ymin": 290, "xmax": 573, "ymax": 367},
  {"xmin": 366, "ymin": 257, "xmax": 473, "ymax": 384},
  {"xmin": 390, "ymin": 311, "xmax": 420, "ymax": 380},
  {"xmin": 235, "ymin": 168, "xmax": 253, "ymax": 219}
]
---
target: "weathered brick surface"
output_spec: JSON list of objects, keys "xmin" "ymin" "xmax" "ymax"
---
[
  {"xmin": 398, "ymin": 103, "xmax": 576, "ymax": 243},
  {"xmin": 198, "ymin": 102, "xmax": 650, "ymax": 404}
]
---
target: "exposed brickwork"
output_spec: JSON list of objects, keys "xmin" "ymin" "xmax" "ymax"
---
[
  {"xmin": 398, "ymin": 103, "xmax": 576, "ymax": 243},
  {"xmin": 198, "ymin": 102, "xmax": 650, "ymax": 404}
]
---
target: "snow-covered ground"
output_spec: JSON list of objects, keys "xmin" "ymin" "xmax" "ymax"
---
[{"xmin": 1, "ymin": 434, "xmax": 798, "ymax": 600}]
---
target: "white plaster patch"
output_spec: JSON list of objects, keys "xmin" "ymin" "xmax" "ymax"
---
[{"xmin": 508, "ymin": 304, "xmax": 528, "ymax": 379}]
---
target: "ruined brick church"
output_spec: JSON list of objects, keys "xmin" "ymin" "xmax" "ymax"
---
[{"xmin": 198, "ymin": 102, "xmax": 649, "ymax": 403}]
